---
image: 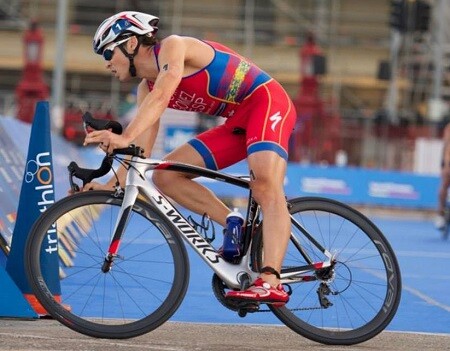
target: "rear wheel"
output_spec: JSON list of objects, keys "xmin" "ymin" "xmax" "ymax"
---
[
  {"xmin": 252, "ymin": 197, "xmax": 402, "ymax": 345},
  {"xmin": 25, "ymin": 191, "xmax": 189, "ymax": 339}
]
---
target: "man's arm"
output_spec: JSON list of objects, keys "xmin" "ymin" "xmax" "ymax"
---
[
  {"xmin": 84, "ymin": 35, "xmax": 187, "ymax": 152},
  {"xmin": 123, "ymin": 35, "xmax": 187, "ymax": 144},
  {"xmin": 133, "ymin": 79, "xmax": 160, "ymax": 158},
  {"xmin": 102, "ymin": 80, "xmax": 159, "ymax": 189}
]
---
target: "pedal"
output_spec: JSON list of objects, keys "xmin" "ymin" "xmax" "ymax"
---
[{"xmin": 235, "ymin": 301, "xmax": 260, "ymax": 317}]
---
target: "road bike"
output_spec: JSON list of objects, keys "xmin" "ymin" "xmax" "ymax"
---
[{"xmin": 24, "ymin": 113, "xmax": 402, "ymax": 345}]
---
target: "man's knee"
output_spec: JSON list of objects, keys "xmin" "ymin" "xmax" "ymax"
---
[
  {"xmin": 250, "ymin": 178, "xmax": 279, "ymax": 204},
  {"xmin": 152, "ymin": 170, "xmax": 192, "ymax": 194},
  {"xmin": 152, "ymin": 170, "xmax": 171, "ymax": 191}
]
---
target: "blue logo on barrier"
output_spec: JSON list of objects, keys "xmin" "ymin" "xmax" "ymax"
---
[
  {"xmin": 301, "ymin": 177, "xmax": 351, "ymax": 195},
  {"xmin": 368, "ymin": 181, "xmax": 419, "ymax": 200}
]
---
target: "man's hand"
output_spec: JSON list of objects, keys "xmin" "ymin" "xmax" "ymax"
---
[
  {"xmin": 84, "ymin": 129, "xmax": 131, "ymax": 154},
  {"xmin": 67, "ymin": 181, "xmax": 114, "ymax": 195},
  {"xmin": 81, "ymin": 181, "xmax": 114, "ymax": 192}
]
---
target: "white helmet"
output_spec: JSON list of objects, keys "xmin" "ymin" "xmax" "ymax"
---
[{"xmin": 93, "ymin": 11, "xmax": 159, "ymax": 54}]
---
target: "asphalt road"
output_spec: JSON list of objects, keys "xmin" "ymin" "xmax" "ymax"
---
[{"xmin": 0, "ymin": 319, "xmax": 448, "ymax": 351}]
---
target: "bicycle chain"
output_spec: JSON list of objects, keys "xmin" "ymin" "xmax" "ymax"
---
[
  {"xmin": 212, "ymin": 274, "xmax": 324, "ymax": 313},
  {"xmin": 254, "ymin": 306, "xmax": 324, "ymax": 313}
]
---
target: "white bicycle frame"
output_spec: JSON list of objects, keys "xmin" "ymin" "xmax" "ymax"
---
[{"xmin": 108, "ymin": 156, "xmax": 335, "ymax": 289}]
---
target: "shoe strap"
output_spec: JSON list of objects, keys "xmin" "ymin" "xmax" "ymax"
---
[{"xmin": 260, "ymin": 266, "xmax": 281, "ymax": 279}]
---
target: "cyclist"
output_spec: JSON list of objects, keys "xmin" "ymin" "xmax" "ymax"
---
[
  {"xmin": 435, "ymin": 122, "xmax": 450, "ymax": 229},
  {"xmin": 83, "ymin": 11, "xmax": 296, "ymax": 305}
]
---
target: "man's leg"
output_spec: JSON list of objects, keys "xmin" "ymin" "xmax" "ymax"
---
[
  {"xmin": 152, "ymin": 143, "xmax": 230, "ymax": 226},
  {"xmin": 436, "ymin": 170, "xmax": 450, "ymax": 229},
  {"xmin": 224, "ymin": 150, "xmax": 290, "ymax": 304},
  {"xmin": 438, "ymin": 177, "xmax": 449, "ymax": 216},
  {"xmin": 246, "ymin": 150, "xmax": 290, "ymax": 287}
]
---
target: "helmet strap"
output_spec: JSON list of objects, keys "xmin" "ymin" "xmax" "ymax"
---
[{"xmin": 118, "ymin": 39, "xmax": 142, "ymax": 77}]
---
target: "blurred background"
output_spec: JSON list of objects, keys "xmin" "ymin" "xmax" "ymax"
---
[{"xmin": 0, "ymin": 0, "xmax": 447, "ymax": 172}]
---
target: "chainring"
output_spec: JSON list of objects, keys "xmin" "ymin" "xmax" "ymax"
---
[{"xmin": 211, "ymin": 273, "xmax": 241, "ymax": 311}]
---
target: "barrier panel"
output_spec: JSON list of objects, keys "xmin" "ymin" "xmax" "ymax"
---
[
  {"xmin": 285, "ymin": 164, "xmax": 439, "ymax": 209},
  {"xmin": 4, "ymin": 102, "xmax": 60, "ymax": 316},
  {"xmin": 0, "ymin": 266, "xmax": 37, "ymax": 318}
]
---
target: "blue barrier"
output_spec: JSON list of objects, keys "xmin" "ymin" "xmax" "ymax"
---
[
  {"xmin": 0, "ymin": 266, "xmax": 37, "ymax": 318},
  {"xmin": 0, "ymin": 249, "xmax": 6, "ymax": 268},
  {"xmin": 286, "ymin": 164, "xmax": 439, "ymax": 209},
  {"xmin": 200, "ymin": 163, "xmax": 439, "ymax": 210}
]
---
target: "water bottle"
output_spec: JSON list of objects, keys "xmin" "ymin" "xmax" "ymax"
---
[{"xmin": 222, "ymin": 208, "xmax": 245, "ymax": 262}]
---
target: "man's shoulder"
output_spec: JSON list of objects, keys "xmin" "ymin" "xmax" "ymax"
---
[
  {"xmin": 160, "ymin": 35, "xmax": 214, "ymax": 52},
  {"xmin": 161, "ymin": 35, "xmax": 200, "ymax": 43}
]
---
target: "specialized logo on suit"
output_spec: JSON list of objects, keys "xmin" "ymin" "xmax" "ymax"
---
[{"xmin": 269, "ymin": 111, "xmax": 282, "ymax": 132}]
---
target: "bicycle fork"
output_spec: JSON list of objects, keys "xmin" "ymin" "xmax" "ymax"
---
[{"xmin": 101, "ymin": 186, "xmax": 139, "ymax": 273}]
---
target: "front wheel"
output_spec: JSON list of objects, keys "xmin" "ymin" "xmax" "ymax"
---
[
  {"xmin": 252, "ymin": 197, "xmax": 402, "ymax": 345},
  {"xmin": 25, "ymin": 191, "xmax": 189, "ymax": 339}
]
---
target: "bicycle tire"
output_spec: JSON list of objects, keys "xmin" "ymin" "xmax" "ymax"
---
[
  {"xmin": 251, "ymin": 197, "xmax": 402, "ymax": 345},
  {"xmin": 25, "ymin": 191, "xmax": 189, "ymax": 339}
]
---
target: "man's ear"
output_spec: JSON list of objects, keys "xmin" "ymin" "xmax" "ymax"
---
[{"xmin": 128, "ymin": 36, "xmax": 139, "ymax": 51}]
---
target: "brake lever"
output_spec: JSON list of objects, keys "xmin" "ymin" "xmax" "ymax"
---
[
  {"xmin": 68, "ymin": 165, "xmax": 81, "ymax": 192},
  {"xmin": 67, "ymin": 156, "xmax": 114, "ymax": 191}
]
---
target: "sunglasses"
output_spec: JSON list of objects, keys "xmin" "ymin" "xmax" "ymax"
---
[{"xmin": 102, "ymin": 36, "xmax": 132, "ymax": 61}]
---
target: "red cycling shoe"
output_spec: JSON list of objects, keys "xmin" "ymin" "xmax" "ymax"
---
[{"xmin": 225, "ymin": 277, "xmax": 289, "ymax": 306}]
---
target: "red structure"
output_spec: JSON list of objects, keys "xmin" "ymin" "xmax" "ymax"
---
[
  {"xmin": 291, "ymin": 33, "xmax": 341, "ymax": 164},
  {"xmin": 63, "ymin": 105, "xmax": 115, "ymax": 145},
  {"xmin": 15, "ymin": 20, "xmax": 49, "ymax": 123}
]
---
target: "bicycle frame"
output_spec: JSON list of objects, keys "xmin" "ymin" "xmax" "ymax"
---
[{"xmin": 104, "ymin": 155, "xmax": 335, "ymax": 289}]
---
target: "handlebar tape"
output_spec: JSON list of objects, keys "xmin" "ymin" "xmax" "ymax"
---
[
  {"xmin": 82, "ymin": 112, "xmax": 123, "ymax": 135},
  {"xmin": 68, "ymin": 156, "xmax": 113, "ymax": 186}
]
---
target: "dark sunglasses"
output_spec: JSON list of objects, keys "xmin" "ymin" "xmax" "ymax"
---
[{"xmin": 102, "ymin": 37, "xmax": 132, "ymax": 61}]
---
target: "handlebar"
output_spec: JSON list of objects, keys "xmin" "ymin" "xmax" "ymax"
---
[
  {"xmin": 68, "ymin": 112, "xmax": 145, "ymax": 191},
  {"xmin": 82, "ymin": 111, "xmax": 123, "ymax": 135}
]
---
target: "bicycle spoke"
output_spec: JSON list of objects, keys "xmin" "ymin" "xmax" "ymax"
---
[
  {"xmin": 253, "ymin": 197, "xmax": 401, "ymax": 345},
  {"xmin": 26, "ymin": 192, "xmax": 189, "ymax": 338}
]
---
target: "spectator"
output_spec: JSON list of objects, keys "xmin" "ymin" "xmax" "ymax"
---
[{"xmin": 435, "ymin": 122, "xmax": 450, "ymax": 229}]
